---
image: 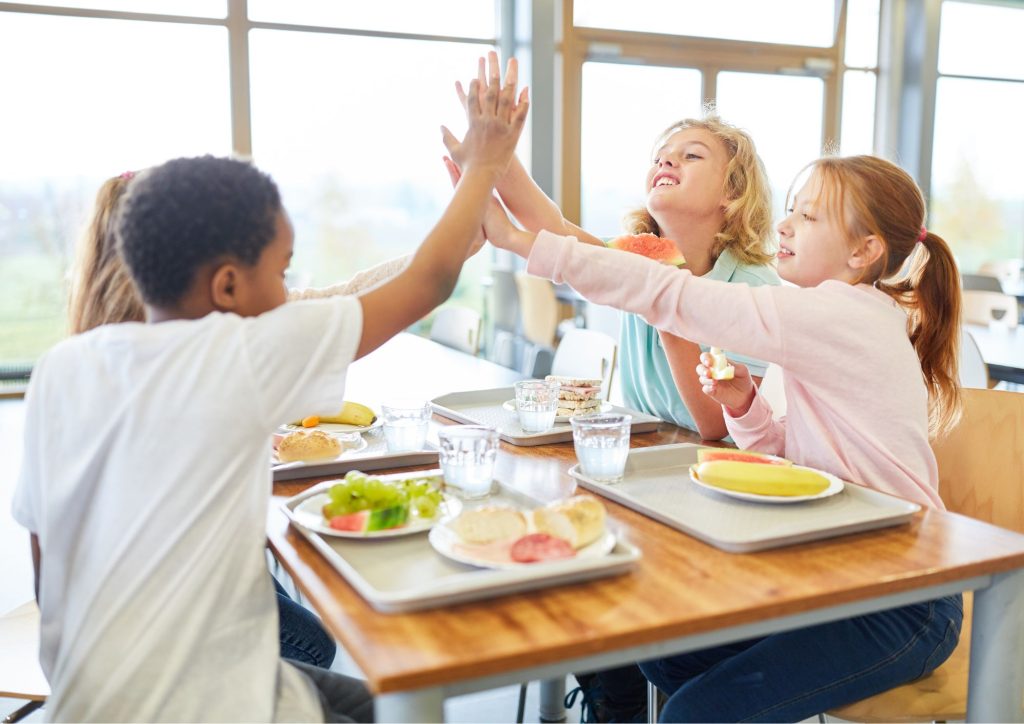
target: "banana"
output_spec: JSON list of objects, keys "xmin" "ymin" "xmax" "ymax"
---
[
  {"xmin": 694, "ymin": 460, "xmax": 829, "ymax": 497},
  {"xmin": 320, "ymin": 401, "xmax": 377, "ymax": 427}
]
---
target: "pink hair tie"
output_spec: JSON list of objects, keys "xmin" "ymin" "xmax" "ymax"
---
[
  {"xmin": 119, "ymin": 170, "xmax": 135, "ymax": 180},
  {"xmin": 917, "ymin": 226, "xmax": 927, "ymax": 243}
]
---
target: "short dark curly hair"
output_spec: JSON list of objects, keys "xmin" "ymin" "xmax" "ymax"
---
[{"xmin": 116, "ymin": 155, "xmax": 282, "ymax": 307}]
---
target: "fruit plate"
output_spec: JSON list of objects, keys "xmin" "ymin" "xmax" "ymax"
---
[
  {"xmin": 279, "ymin": 417, "xmax": 382, "ymax": 435},
  {"xmin": 688, "ymin": 465, "xmax": 844, "ymax": 504},
  {"xmin": 428, "ymin": 526, "xmax": 616, "ymax": 570},
  {"xmin": 501, "ymin": 399, "xmax": 613, "ymax": 422},
  {"xmin": 289, "ymin": 490, "xmax": 462, "ymax": 539}
]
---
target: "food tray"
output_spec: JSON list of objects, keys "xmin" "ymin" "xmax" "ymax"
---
[
  {"xmin": 280, "ymin": 471, "xmax": 641, "ymax": 613},
  {"xmin": 569, "ymin": 444, "xmax": 921, "ymax": 553},
  {"xmin": 430, "ymin": 387, "xmax": 662, "ymax": 446},
  {"xmin": 272, "ymin": 431, "xmax": 438, "ymax": 482}
]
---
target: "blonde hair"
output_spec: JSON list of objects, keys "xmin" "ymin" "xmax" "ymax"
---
[
  {"xmin": 67, "ymin": 175, "xmax": 145, "ymax": 334},
  {"xmin": 801, "ymin": 156, "xmax": 963, "ymax": 437},
  {"xmin": 624, "ymin": 111, "xmax": 775, "ymax": 267}
]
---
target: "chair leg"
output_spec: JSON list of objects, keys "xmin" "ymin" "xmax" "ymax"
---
[
  {"xmin": 647, "ymin": 681, "xmax": 659, "ymax": 723},
  {"xmin": 817, "ymin": 714, "xmax": 827, "ymax": 723},
  {"xmin": 516, "ymin": 683, "xmax": 528, "ymax": 723},
  {"xmin": 4, "ymin": 700, "xmax": 43, "ymax": 723}
]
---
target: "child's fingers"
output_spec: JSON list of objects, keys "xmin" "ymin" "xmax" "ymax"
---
[
  {"xmin": 465, "ymin": 78, "xmax": 481, "ymax": 118},
  {"xmin": 487, "ymin": 50, "xmax": 501, "ymax": 86},
  {"xmin": 440, "ymin": 126, "xmax": 461, "ymax": 155},
  {"xmin": 442, "ymin": 156, "xmax": 462, "ymax": 188},
  {"xmin": 455, "ymin": 80, "xmax": 468, "ymax": 110},
  {"xmin": 497, "ymin": 73, "xmax": 515, "ymax": 122},
  {"xmin": 482, "ymin": 55, "xmax": 500, "ymax": 114},
  {"xmin": 505, "ymin": 57, "xmax": 518, "ymax": 90},
  {"xmin": 698, "ymin": 352, "xmax": 711, "ymax": 367},
  {"xmin": 510, "ymin": 89, "xmax": 529, "ymax": 131}
]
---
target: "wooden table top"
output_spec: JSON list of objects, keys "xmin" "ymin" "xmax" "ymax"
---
[{"xmin": 268, "ymin": 335, "xmax": 1024, "ymax": 695}]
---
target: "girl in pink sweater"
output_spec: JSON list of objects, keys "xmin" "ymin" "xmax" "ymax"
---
[{"xmin": 485, "ymin": 155, "xmax": 964, "ymax": 721}]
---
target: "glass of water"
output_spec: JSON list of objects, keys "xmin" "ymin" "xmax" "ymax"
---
[
  {"xmin": 437, "ymin": 425, "xmax": 499, "ymax": 499},
  {"xmin": 570, "ymin": 414, "xmax": 632, "ymax": 482},
  {"xmin": 381, "ymin": 399, "xmax": 431, "ymax": 453},
  {"xmin": 514, "ymin": 379, "xmax": 561, "ymax": 433}
]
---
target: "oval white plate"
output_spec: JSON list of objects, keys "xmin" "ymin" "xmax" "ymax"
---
[
  {"xmin": 429, "ymin": 524, "xmax": 616, "ymax": 570},
  {"xmin": 501, "ymin": 399, "xmax": 613, "ymax": 423},
  {"xmin": 279, "ymin": 417, "xmax": 383, "ymax": 435},
  {"xmin": 688, "ymin": 464, "xmax": 844, "ymax": 504},
  {"xmin": 292, "ymin": 492, "xmax": 461, "ymax": 539}
]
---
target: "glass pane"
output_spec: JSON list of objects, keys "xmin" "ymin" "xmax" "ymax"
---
[
  {"xmin": 841, "ymin": 70, "xmax": 876, "ymax": 155},
  {"xmin": 844, "ymin": 0, "xmax": 879, "ymax": 68},
  {"xmin": 580, "ymin": 63, "xmax": 703, "ymax": 237},
  {"xmin": 939, "ymin": 1, "xmax": 1024, "ymax": 81},
  {"xmin": 5, "ymin": 1, "xmax": 224, "ymax": 16},
  {"xmin": 574, "ymin": 0, "xmax": 834, "ymax": 47},
  {"xmin": 0, "ymin": 13, "xmax": 231, "ymax": 367},
  {"xmin": 930, "ymin": 77, "xmax": 1024, "ymax": 272},
  {"xmin": 249, "ymin": 30, "xmax": 496, "ymax": 322},
  {"xmin": 715, "ymin": 72, "xmax": 824, "ymax": 220},
  {"xmin": 249, "ymin": 0, "xmax": 496, "ymax": 38}
]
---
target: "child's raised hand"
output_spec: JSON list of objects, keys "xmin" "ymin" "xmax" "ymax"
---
[
  {"xmin": 441, "ymin": 52, "xmax": 528, "ymax": 178},
  {"xmin": 441, "ymin": 156, "xmax": 485, "ymax": 259},
  {"xmin": 443, "ymin": 156, "xmax": 534, "ymax": 258},
  {"xmin": 697, "ymin": 353, "xmax": 756, "ymax": 417}
]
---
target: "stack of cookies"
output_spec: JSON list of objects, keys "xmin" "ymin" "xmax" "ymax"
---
[{"xmin": 544, "ymin": 375, "xmax": 603, "ymax": 418}]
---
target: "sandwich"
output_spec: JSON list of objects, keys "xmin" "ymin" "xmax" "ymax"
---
[
  {"xmin": 544, "ymin": 375, "xmax": 603, "ymax": 417},
  {"xmin": 531, "ymin": 495, "xmax": 607, "ymax": 549},
  {"xmin": 277, "ymin": 430, "xmax": 343, "ymax": 462},
  {"xmin": 450, "ymin": 505, "xmax": 529, "ymax": 545}
]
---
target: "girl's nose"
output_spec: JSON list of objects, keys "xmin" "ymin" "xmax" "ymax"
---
[{"xmin": 776, "ymin": 219, "xmax": 791, "ymax": 236}]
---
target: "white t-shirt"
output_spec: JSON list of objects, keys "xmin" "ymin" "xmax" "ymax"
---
[{"xmin": 12, "ymin": 297, "xmax": 363, "ymax": 722}]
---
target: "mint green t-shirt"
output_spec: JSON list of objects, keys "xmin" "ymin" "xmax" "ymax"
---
[{"xmin": 618, "ymin": 248, "xmax": 781, "ymax": 432}]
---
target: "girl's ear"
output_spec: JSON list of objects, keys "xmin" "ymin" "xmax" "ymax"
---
[
  {"xmin": 210, "ymin": 264, "xmax": 240, "ymax": 311},
  {"xmin": 849, "ymin": 234, "xmax": 885, "ymax": 271}
]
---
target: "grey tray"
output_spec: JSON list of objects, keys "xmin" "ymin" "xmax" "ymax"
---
[
  {"xmin": 273, "ymin": 428, "xmax": 438, "ymax": 481},
  {"xmin": 569, "ymin": 444, "xmax": 921, "ymax": 553},
  {"xmin": 280, "ymin": 470, "xmax": 641, "ymax": 613},
  {"xmin": 430, "ymin": 387, "xmax": 663, "ymax": 446}
]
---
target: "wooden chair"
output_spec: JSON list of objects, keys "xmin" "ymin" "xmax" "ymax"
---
[
  {"xmin": 514, "ymin": 272, "xmax": 559, "ymax": 349},
  {"xmin": 429, "ymin": 306, "xmax": 482, "ymax": 356},
  {"xmin": 962, "ymin": 290, "xmax": 1019, "ymax": 328},
  {"xmin": 0, "ymin": 601, "xmax": 48, "ymax": 722},
  {"xmin": 551, "ymin": 328, "xmax": 618, "ymax": 400},
  {"xmin": 826, "ymin": 388, "xmax": 1024, "ymax": 722}
]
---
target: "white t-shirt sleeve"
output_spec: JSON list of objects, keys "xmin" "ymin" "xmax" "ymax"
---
[
  {"xmin": 241, "ymin": 296, "xmax": 364, "ymax": 427},
  {"xmin": 11, "ymin": 353, "xmax": 50, "ymax": 535}
]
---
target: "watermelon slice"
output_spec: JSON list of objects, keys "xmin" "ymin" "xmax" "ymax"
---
[
  {"xmin": 696, "ymin": 448, "xmax": 792, "ymax": 466},
  {"xmin": 327, "ymin": 504, "xmax": 409, "ymax": 532},
  {"xmin": 607, "ymin": 233, "xmax": 686, "ymax": 266}
]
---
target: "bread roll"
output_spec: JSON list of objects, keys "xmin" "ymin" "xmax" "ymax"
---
[
  {"xmin": 531, "ymin": 496, "xmax": 606, "ymax": 549},
  {"xmin": 277, "ymin": 430, "xmax": 343, "ymax": 462},
  {"xmin": 450, "ymin": 506, "xmax": 528, "ymax": 545}
]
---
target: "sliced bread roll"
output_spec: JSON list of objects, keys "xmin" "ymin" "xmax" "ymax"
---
[
  {"xmin": 277, "ymin": 430, "xmax": 343, "ymax": 462},
  {"xmin": 450, "ymin": 506, "xmax": 528, "ymax": 545},
  {"xmin": 531, "ymin": 495, "xmax": 606, "ymax": 549}
]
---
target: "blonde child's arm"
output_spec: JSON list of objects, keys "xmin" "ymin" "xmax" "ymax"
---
[
  {"xmin": 660, "ymin": 331, "xmax": 732, "ymax": 440},
  {"xmin": 355, "ymin": 63, "xmax": 528, "ymax": 360}
]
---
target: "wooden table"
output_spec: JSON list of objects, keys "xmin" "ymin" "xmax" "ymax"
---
[
  {"xmin": 967, "ymin": 323, "xmax": 1024, "ymax": 385},
  {"xmin": 269, "ymin": 335, "xmax": 1024, "ymax": 723}
]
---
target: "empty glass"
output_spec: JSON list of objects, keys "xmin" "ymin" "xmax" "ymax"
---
[
  {"xmin": 381, "ymin": 399, "xmax": 431, "ymax": 453},
  {"xmin": 437, "ymin": 425, "xmax": 499, "ymax": 499},
  {"xmin": 571, "ymin": 414, "xmax": 632, "ymax": 482},
  {"xmin": 514, "ymin": 379, "xmax": 561, "ymax": 433}
]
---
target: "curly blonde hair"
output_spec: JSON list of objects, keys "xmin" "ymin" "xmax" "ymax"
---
[{"xmin": 624, "ymin": 110, "xmax": 775, "ymax": 267}]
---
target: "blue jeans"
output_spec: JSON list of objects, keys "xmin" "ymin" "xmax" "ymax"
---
[
  {"xmin": 639, "ymin": 594, "xmax": 962, "ymax": 723},
  {"xmin": 274, "ymin": 577, "xmax": 337, "ymax": 668}
]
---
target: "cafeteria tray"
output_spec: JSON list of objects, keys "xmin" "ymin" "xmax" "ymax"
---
[
  {"xmin": 273, "ymin": 430, "xmax": 438, "ymax": 482},
  {"xmin": 430, "ymin": 387, "xmax": 663, "ymax": 446},
  {"xmin": 280, "ymin": 471, "xmax": 641, "ymax": 613},
  {"xmin": 569, "ymin": 444, "xmax": 921, "ymax": 553}
]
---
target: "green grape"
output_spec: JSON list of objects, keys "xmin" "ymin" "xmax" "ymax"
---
[{"xmin": 413, "ymin": 497, "xmax": 438, "ymax": 519}]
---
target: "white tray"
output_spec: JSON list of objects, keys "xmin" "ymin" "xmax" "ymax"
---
[
  {"xmin": 281, "ymin": 471, "xmax": 642, "ymax": 613},
  {"xmin": 569, "ymin": 444, "xmax": 921, "ymax": 553},
  {"xmin": 272, "ymin": 430, "xmax": 438, "ymax": 481},
  {"xmin": 430, "ymin": 387, "xmax": 663, "ymax": 446}
]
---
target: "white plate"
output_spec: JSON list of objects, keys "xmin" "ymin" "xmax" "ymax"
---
[
  {"xmin": 688, "ymin": 464, "xmax": 844, "ymax": 504},
  {"xmin": 292, "ymin": 491, "xmax": 462, "ymax": 539},
  {"xmin": 429, "ymin": 525, "xmax": 616, "ymax": 570},
  {"xmin": 279, "ymin": 417, "xmax": 382, "ymax": 435},
  {"xmin": 501, "ymin": 399, "xmax": 613, "ymax": 423}
]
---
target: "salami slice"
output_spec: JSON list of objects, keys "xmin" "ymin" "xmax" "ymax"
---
[{"xmin": 509, "ymin": 533, "xmax": 576, "ymax": 563}]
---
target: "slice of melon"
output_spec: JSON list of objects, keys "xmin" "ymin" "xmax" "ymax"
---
[
  {"xmin": 607, "ymin": 233, "xmax": 686, "ymax": 266},
  {"xmin": 697, "ymin": 448, "xmax": 792, "ymax": 466},
  {"xmin": 327, "ymin": 504, "xmax": 409, "ymax": 532}
]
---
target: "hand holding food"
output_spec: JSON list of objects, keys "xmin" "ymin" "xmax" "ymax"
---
[
  {"xmin": 707, "ymin": 347, "xmax": 735, "ymax": 380},
  {"xmin": 697, "ymin": 353, "xmax": 755, "ymax": 416},
  {"xmin": 607, "ymin": 233, "xmax": 686, "ymax": 267}
]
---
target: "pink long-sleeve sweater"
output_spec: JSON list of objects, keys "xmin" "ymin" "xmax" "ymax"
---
[{"xmin": 528, "ymin": 231, "xmax": 942, "ymax": 509}]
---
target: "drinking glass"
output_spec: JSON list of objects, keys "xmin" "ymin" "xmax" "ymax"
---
[
  {"xmin": 570, "ymin": 414, "xmax": 632, "ymax": 482},
  {"xmin": 381, "ymin": 399, "xmax": 431, "ymax": 453},
  {"xmin": 437, "ymin": 425, "xmax": 499, "ymax": 499},
  {"xmin": 514, "ymin": 379, "xmax": 561, "ymax": 433}
]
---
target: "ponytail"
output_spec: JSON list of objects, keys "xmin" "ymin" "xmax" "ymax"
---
[{"xmin": 877, "ymin": 232, "xmax": 963, "ymax": 437}]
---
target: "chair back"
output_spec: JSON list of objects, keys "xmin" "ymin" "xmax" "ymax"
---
[
  {"xmin": 961, "ymin": 273, "xmax": 1004, "ymax": 293},
  {"xmin": 978, "ymin": 259, "xmax": 1023, "ymax": 288},
  {"xmin": 514, "ymin": 272, "xmax": 559, "ymax": 348},
  {"xmin": 429, "ymin": 306, "xmax": 482, "ymax": 356},
  {"xmin": 958, "ymin": 328, "xmax": 988, "ymax": 389},
  {"xmin": 758, "ymin": 364, "xmax": 787, "ymax": 419},
  {"xmin": 551, "ymin": 328, "xmax": 618, "ymax": 400},
  {"xmin": 932, "ymin": 388, "xmax": 1024, "ymax": 533},
  {"xmin": 961, "ymin": 290, "xmax": 1019, "ymax": 328}
]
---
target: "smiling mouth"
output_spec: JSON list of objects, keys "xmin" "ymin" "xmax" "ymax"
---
[
  {"xmin": 777, "ymin": 245, "xmax": 795, "ymax": 258},
  {"xmin": 652, "ymin": 176, "xmax": 678, "ymax": 189}
]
